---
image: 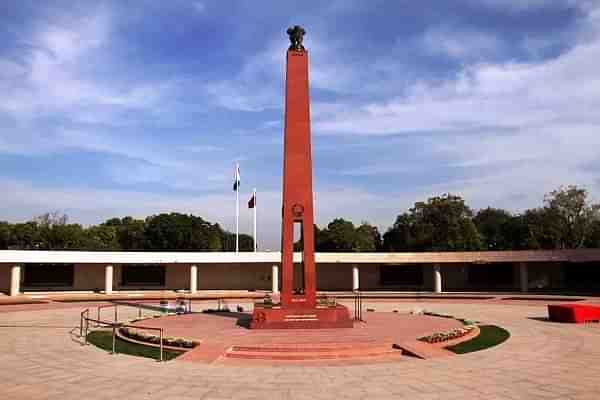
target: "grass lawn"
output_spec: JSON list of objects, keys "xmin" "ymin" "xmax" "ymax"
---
[
  {"xmin": 86, "ymin": 330, "xmax": 181, "ymax": 361},
  {"xmin": 446, "ymin": 325, "xmax": 510, "ymax": 354}
]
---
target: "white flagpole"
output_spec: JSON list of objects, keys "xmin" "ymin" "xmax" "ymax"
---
[
  {"xmin": 253, "ymin": 188, "xmax": 257, "ymax": 252},
  {"xmin": 235, "ymin": 163, "xmax": 239, "ymax": 254}
]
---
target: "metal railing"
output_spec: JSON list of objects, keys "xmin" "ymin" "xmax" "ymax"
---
[
  {"xmin": 79, "ymin": 299, "xmax": 193, "ymax": 362},
  {"xmin": 353, "ymin": 290, "xmax": 364, "ymax": 322},
  {"xmin": 80, "ymin": 315, "xmax": 165, "ymax": 361},
  {"xmin": 96, "ymin": 298, "xmax": 193, "ymax": 324}
]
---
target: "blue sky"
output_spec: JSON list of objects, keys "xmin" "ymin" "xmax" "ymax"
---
[{"xmin": 1, "ymin": 0, "xmax": 599, "ymax": 249}]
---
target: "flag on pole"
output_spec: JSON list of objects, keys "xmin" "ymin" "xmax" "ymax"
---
[
  {"xmin": 233, "ymin": 164, "xmax": 240, "ymax": 191},
  {"xmin": 250, "ymin": 188, "xmax": 257, "ymax": 252},
  {"xmin": 234, "ymin": 163, "xmax": 240, "ymax": 253}
]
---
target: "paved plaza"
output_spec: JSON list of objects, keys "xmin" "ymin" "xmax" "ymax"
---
[{"xmin": 1, "ymin": 300, "xmax": 600, "ymax": 399}]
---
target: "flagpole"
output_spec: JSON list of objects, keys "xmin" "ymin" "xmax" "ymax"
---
[
  {"xmin": 235, "ymin": 163, "xmax": 239, "ymax": 254},
  {"xmin": 253, "ymin": 188, "xmax": 257, "ymax": 252}
]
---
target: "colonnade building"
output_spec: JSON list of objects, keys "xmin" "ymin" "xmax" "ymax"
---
[{"xmin": 1, "ymin": 250, "xmax": 600, "ymax": 296}]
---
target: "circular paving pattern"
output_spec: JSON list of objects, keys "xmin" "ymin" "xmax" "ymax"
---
[
  {"xmin": 126, "ymin": 311, "xmax": 464, "ymax": 364},
  {"xmin": 1, "ymin": 300, "xmax": 600, "ymax": 399}
]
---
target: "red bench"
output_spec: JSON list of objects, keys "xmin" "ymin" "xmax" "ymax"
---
[{"xmin": 547, "ymin": 303, "xmax": 600, "ymax": 323}]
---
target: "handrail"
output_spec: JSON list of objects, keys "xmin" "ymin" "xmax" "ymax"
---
[
  {"xmin": 79, "ymin": 308, "xmax": 89, "ymax": 337},
  {"xmin": 96, "ymin": 303, "xmax": 119, "ymax": 323},
  {"xmin": 81, "ymin": 305, "xmax": 168, "ymax": 362},
  {"xmin": 96, "ymin": 298, "xmax": 193, "ymax": 323},
  {"xmin": 80, "ymin": 298, "xmax": 195, "ymax": 362},
  {"xmin": 353, "ymin": 290, "xmax": 363, "ymax": 322}
]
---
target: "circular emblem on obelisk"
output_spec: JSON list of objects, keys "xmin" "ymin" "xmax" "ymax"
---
[{"xmin": 292, "ymin": 203, "xmax": 304, "ymax": 218}]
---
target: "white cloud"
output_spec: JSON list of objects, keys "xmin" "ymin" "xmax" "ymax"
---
[
  {"xmin": 192, "ymin": 1, "xmax": 206, "ymax": 14},
  {"xmin": 184, "ymin": 144, "xmax": 224, "ymax": 153},
  {"xmin": 0, "ymin": 10, "xmax": 168, "ymax": 119},
  {"xmin": 0, "ymin": 59, "xmax": 26, "ymax": 79},
  {"xmin": 312, "ymin": 6, "xmax": 600, "ymax": 212},
  {"xmin": 472, "ymin": 0, "xmax": 592, "ymax": 13},
  {"xmin": 421, "ymin": 27, "xmax": 503, "ymax": 59},
  {"xmin": 0, "ymin": 176, "xmax": 413, "ymax": 248},
  {"xmin": 203, "ymin": 34, "xmax": 384, "ymax": 112},
  {"xmin": 203, "ymin": 39, "xmax": 284, "ymax": 112}
]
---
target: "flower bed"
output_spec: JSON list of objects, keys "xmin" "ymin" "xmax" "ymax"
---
[
  {"xmin": 418, "ymin": 325, "xmax": 476, "ymax": 344},
  {"xmin": 119, "ymin": 327, "xmax": 200, "ymax": 350}
]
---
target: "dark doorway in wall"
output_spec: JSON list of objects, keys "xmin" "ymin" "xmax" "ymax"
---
[
  {"xmin": 564, "ymin": 262, "xmax": 600, "ymax": 291},
  {"xmin": 380, "ymin": 265, "xmax": 424, "ymax": 286},
  {"xmin": 23, "ymin": 263, "xmax": 74, "ymax": 288},
  {"xmin": 121, "ymin": 265, "xmax": 165, "ymax": 287},
  {"xmin": 467, "ymin": 263, "xmax": 514, "ymax": 289}
]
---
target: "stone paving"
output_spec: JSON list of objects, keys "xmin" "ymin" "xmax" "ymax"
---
[
  {"xmin": 1, "ymin": 300, "xmax": 600, "ymax": 399},
  {"xmin": 127, "ymin": 311, "xmax": 463, "ymax": 364}
]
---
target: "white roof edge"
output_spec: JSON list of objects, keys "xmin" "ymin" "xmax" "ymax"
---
[{"xmin": 1, "ymin": 249, "xmax": 600, "ymax": 264}]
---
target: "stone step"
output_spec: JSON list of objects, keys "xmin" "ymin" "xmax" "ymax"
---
[
  {"xmin": 230, "ymin": 342, "xmax": 392, "ymax": 353},
  {"xmin": 225, "ymin": 343, "xmax": 400, "ymax": 360},
  {"xmin": 394, "ymin": 340, "xmax": 454, "ymax": 359}
]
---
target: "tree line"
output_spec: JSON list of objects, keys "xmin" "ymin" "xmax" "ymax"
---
[
  {"xmin": 300, "ymin": 185, "xmax": 600, "ymax": 252},
  {"xmin": 1, "ymin": 185, "xmax": 599, "ymax": 252},
  {"xmin": 0, "ymin": 212, "xmax": 254, "ymax": 251}
]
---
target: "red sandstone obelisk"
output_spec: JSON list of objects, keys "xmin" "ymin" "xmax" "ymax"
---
[
  {"xmin": 250, "ymin": 26, "xmax": 352, "ymax": 328},
  {"xmin": 280, "ymin": 29, "xmax": 317, "ymax": 308}
]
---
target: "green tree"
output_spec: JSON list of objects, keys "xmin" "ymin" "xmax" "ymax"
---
[
  {"xmin": 382, "ymin": 214, "xmax": 419, "ymax": 251},
  {"xmin": 383, "ymin": 194, "xmax": 482, "ymax": 251},
  {"xmin": 522, "ymin": 208, "xmax": 557, "ymax": 249},
  {"xmin": 585, "ymin": 220, "xmax": 600, "ymax": 248},
  {"xmin": 222, "ymin": 232, "xmax": 254, "ymax": 251},
  {"xmin": 207, "ymin": 223, "xmax": 224, "ymax": 250},
  {"xmin": 10, "ymin": 222, "xmax": 43, "ymax": 249},
  {"xmin": 84, "ymin": 225, "xmax": 119, "ymax": 250},
  {"xmin": 144, "ymin": 213, "xmax": 212, "ymax": 250},
  {"xmin": 354, "ymin": 222, "xmax": 381, "ymax": 252},
  {"xmin": 319, "ymin": 218, "xmax": 356, "ymax": 251},
  {"xmin": 106, "ymin": 217, "xmax": 146, "ymax": 250},
  {"xmin": 310, "ymin": 219, "xmax": 381, "ymax": 252},
  {"xmin": 501, "ymin": 215, "xmax": 531, "ymax": 250},
  {"xmin": 0, "ymin": 221, "xmax": 10, "ymax": 249},
  {"xmin": 474, "ymin": 208, "xmax": 512, "ymax": 250},
  {"xmin": 542, "ymin": 185, "xmax": 600, "ymax": 249}
]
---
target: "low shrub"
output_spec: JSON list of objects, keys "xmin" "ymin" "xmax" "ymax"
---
[
  {"xmin": 419, "ymin": 326, "xmax": 476, "ymax": 344},
  {"xmin": 119, "ymin": 327, "xmax": 199, "ymax": 350}
]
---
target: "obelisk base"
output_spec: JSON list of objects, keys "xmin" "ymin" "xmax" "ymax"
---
[{"xmin": 250, "ymin": 304, "xmax": 353, "ymax": 329}]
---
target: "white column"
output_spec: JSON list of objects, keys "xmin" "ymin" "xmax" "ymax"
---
[
  {"xmin": 519, "ymin": 263, "xmax": 528, "ymax": 293},
  {"xmin": 10, "ymin": 265, "xmax": 21, "ymax": 297},
  {"xmin": 352, "ymin": 265, "xmax": 359, "ymax": 291},
  {"xmin": 104, "ymin": 265, "xmax": 113, "ymax": 295},
  {"xmin": 272, "ymin": 265, "xmax": 279, "ymax": 294},
  {"xmin": 190, "ymin": 264, "xmax": 198, "ymax": 294},
  {"xmin": 433, "ymin": 264, "xmax": 442, "ymax": 294}
]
